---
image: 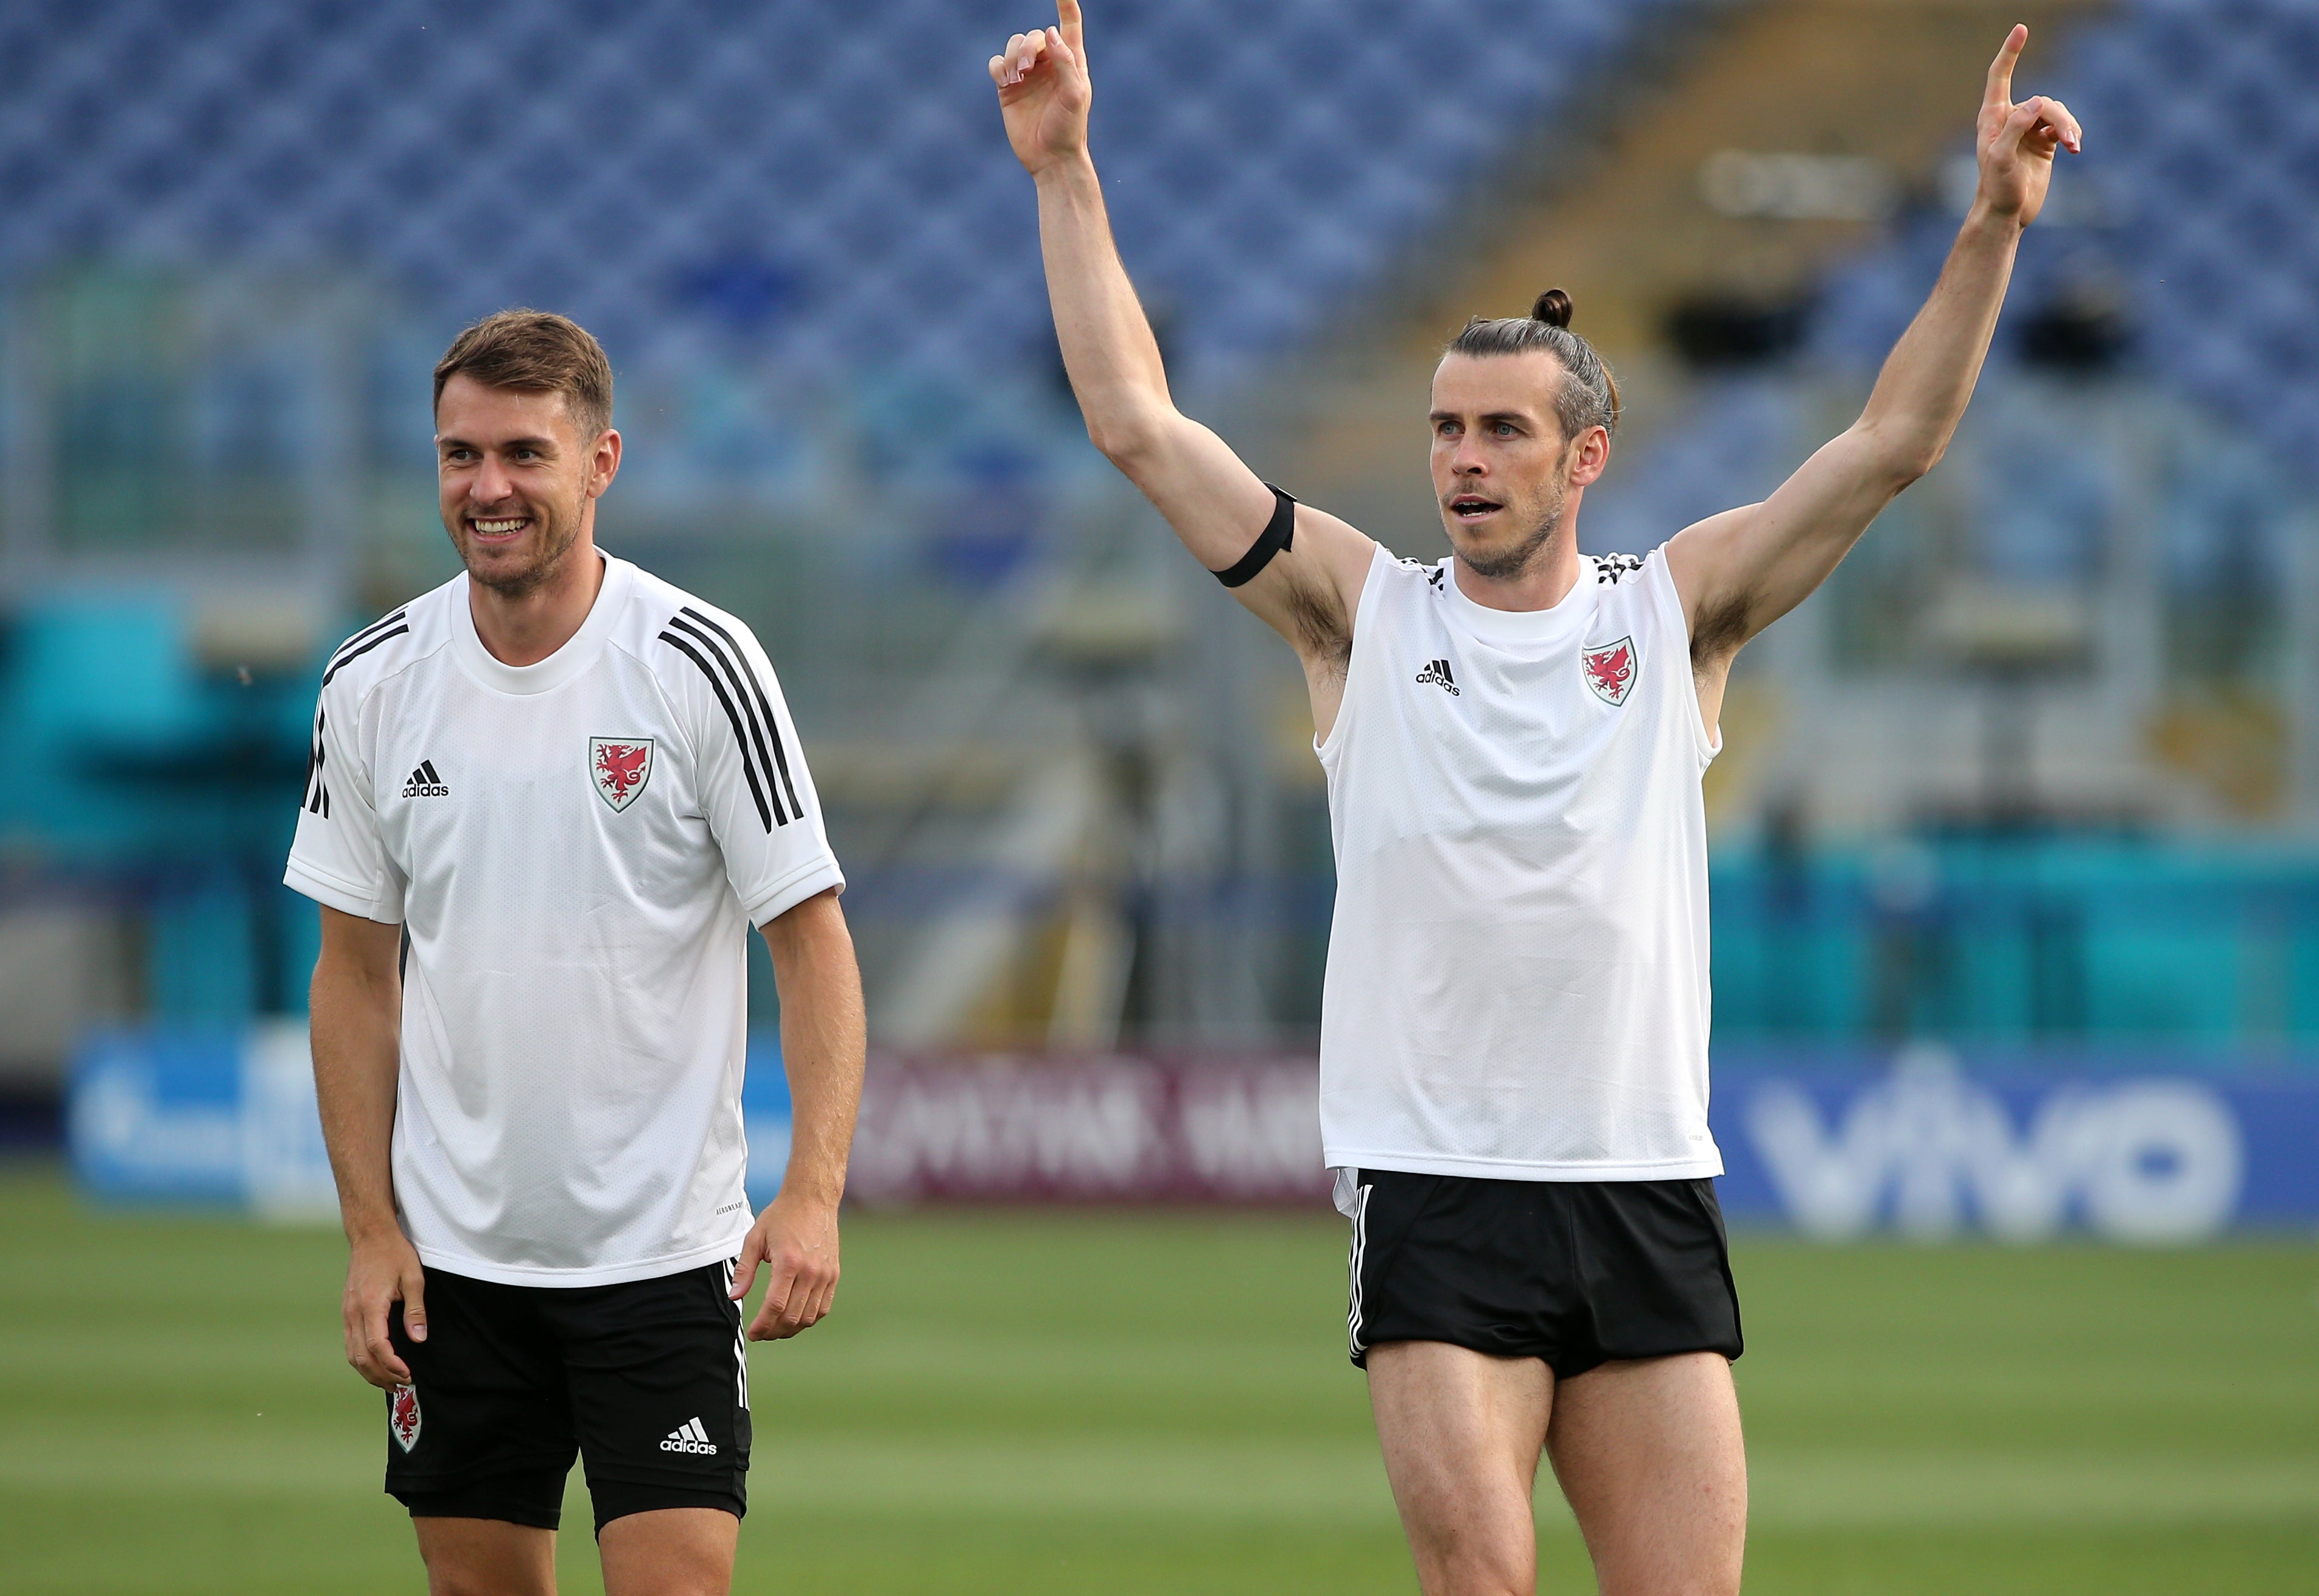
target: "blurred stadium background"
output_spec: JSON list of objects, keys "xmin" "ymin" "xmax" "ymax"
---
[{"xmin": 2, "ymin": 0, "xmax": 2317, "ymax": 1591}]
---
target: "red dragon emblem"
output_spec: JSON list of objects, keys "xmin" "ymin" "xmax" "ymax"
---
[
  {"xmin": 389, "ymin": 1383, "xmax": 421, "ymax": 1452},
  {"xmin": 1581, "ymin": 637, "xmax": 1636, "ymax": 707},
  {"xmin": 589, "ymin": 737, "xmax": 655, "ymax": 811}
]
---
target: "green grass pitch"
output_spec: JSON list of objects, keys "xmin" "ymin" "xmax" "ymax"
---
[{"xmin": 2, "ymin": 1160, "xmax": 2316, "ymax": 1594}]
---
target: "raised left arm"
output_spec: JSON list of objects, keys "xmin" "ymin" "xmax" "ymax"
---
[{"xmin": 1667, "ymin": 25, "xmax": 2080, "ymax": 713}]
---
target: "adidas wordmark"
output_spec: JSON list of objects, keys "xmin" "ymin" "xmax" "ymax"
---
[
  {"xmin": 1414, "ymin": 658, "xmax": 1459, "ymax": 696},
  {"xmin": 660, "ymin": 1417, "xmax": 718, "ymax": 1455}
]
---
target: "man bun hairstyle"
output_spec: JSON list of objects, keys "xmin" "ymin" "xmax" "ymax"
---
[
  {"xmin": 1445, "ymin": 287, "xmax": 1620, "ymax": 441},
  {"xmin": 433, "ymin": 308, "xmax": 614, "ymax": 442}
]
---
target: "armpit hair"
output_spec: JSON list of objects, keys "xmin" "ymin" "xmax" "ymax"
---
[
  {"xmin": 1690, "ymin": 592, "xmax": 1752, "ymax": 673},
  {"xmin": 1282, "ymin": 576, "xmax": 1352, "ymax": 680}
]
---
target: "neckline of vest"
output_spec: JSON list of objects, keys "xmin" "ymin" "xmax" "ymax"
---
[
  {"xmin": 1435, "ymin": 556, "xmax": 1599, "ymax": 645},
  {"xmin": 450, "ymin": 553, "xmax": 631, "ymax": 696}
]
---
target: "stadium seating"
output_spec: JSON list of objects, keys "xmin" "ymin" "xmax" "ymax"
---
[
  {"xmin": 1590, "ymin": 0, "xmax": 2315, "ymax": 627},
  {"xmin": 1807, "ymin": 0, "xmax": 2319, "ymax": 476},
  {"xmin": 0, "ymin": 0, "xmax": 1679, "ymax": 388},
  {"xmin": 7, "ymin": 0, "xmax": 2318, "ymax": 1051}
]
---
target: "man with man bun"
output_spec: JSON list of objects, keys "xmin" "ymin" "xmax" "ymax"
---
[{"xmin": 994, "ymin": 7, "xmax": 2079, "ymax": 1592}]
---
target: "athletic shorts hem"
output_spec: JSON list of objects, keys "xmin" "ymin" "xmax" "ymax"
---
[
  {"xmin": 587, "ymin": 1480, "xmax": 747, "ymax": 1536},
  {"xmin": 393, "ymin": 1482, "xmax": 565, "ymax": 1531},
  {"xmin": 1355, "ymin": 1329, "xmax": 1741, "ymax": 1382}
]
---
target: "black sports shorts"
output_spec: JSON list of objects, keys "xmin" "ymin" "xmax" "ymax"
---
[
  {"xmin": 1343, "ymin": 1171, "xmax": 1743, "ymax": 1379},
  {"xmin": 382, "ymin": 1259, "xmax": 750, "ymax": 1534}
]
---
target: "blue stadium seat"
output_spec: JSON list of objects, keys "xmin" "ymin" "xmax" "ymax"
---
[
  {"xmin": 0, "ymin": 0, "xmax": 1677, "ymax": 386},
  {"xmin": 1807, "ymin": 0, "xmax": 2319, "ymax": 478}
]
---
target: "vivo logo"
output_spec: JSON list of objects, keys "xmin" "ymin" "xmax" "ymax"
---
[{"xmin": 1743, "ymin": 1047, "xmax": 2245, "ymax": 1244}]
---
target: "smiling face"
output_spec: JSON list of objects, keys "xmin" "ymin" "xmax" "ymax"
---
[
  {"xmin": 434, "ymin": 374, "xmax": 620, "ymax": 597},
  {"xmin": 1428, "ymin": 349, "xmax": 1609, "ymax": 581}
]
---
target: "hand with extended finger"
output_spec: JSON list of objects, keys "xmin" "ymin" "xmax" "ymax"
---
[
  {"xmin": 1974, "ymin": 24, "xmax": 2082, "ymax": 226},
  {"xmin": 991, "ymin": 0, "xmax": 1091, "ymax": 176}
]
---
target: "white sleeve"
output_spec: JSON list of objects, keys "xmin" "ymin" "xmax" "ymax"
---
[
  {"xmin": 284, "ymin": 672, "xmax": 405, "ymax": 924},
  {"xmin": 661, "ymin": 607, "xmax": 844, "ymax": 926}
]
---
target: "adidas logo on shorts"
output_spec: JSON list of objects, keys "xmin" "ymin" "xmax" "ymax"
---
[{"xmin": 660, "ymin": 1417, "xmax": 718, "ymax": 1455}]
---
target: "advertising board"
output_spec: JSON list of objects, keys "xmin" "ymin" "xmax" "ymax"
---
[{"xmin": 66, "ymin": 1032, "xmax": 2319, "ymax": 1242}]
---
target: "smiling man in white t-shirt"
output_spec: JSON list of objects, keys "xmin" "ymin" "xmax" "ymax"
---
[{"xmin": 290, "ymin": 309, "xmax": 865, "ymax": 1596}]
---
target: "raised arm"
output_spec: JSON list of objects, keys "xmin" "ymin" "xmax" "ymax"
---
[
  {"xmin": 1666, "ymin": 26, "xmax": 2082, "ymax": 705},
  {"xmin": 992, "ymin": 1, "xmax": 1375, "ymax": 680}
]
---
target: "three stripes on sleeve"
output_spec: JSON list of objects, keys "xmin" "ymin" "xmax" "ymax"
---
[
  {"xmin": 657, "ymin": 606, "xmax": 800, "ymax": 833},
  {"xmin": 303, "ymin": 607, "xmax": 412, "ymax": 817}
]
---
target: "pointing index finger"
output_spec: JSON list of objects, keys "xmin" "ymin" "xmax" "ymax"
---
[
  {"xmin": 1985, "ymin": 23, "xmax": 2027, "ymax": 110},
  {"xmin": 1058, "ymin": 0, "xmax": 1085, "ymax": 58}
]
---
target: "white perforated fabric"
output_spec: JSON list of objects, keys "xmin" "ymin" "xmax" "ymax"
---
[
  {"xmin": 1317, "ymin": 544, "xmax": 1723, "ymax": 1185},
  {"xmin": 287, "ymin": 555, "xmax": 842, "ymax": 1286}
]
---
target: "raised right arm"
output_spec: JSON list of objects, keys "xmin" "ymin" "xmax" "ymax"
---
[
  {"xmin": 311, "ymin": 903, "xmax": 424, "ymax": 1388},
  {"xmin": 993, "ymin": 3, "xmax": 1375, "ymax": 677}
]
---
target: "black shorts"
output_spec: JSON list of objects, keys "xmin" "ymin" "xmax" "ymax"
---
[
  {"xmin": 1344, "ymin": 1171, "xmax": 1742, "ymax": 1379},
  {"xmin": 382, "ymin": 1259, "xmax": 750, "ymax": 1535}
]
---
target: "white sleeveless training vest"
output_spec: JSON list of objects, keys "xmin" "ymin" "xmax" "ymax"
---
[{"xmin": 1318, "ymin": 542, "xmax": 1724, "ymax": 1196}]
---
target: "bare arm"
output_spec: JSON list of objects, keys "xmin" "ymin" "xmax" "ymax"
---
[
  {"xmin": 1667, "ymin": 26, "xmax": 2082, "ymax": 695},
  {"xmin": 730, "ymin": 887, "xmax": 865, "ymax": 1341},
  {"xmin": 310, "ymin": 905, "xmax": 423, "ymax": 1388},
  {"xmin": 993, "ymin": 2, "xmax": 1376, "ymax": 676}
]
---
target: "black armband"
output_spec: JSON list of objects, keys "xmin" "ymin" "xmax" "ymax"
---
[{"xmin": 1213, "ymin": 485, "xmax": 1297, "ymax": 588}]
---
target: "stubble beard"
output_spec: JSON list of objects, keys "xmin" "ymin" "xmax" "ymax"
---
[
  {"xmin": 453, "ymin": 492, "xmax": 584, "ymax": 600},
  {"xmin": 1453, "ymin": 474, "xmax": 1567, "ymax": 583}
]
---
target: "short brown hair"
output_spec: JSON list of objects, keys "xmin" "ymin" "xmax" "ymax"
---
[{"xmin": 432, "ymin": 309, "xmax": 614, "ymax": 441}]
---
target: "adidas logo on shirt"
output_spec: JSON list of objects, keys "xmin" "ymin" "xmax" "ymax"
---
[
  {"xmin": 660, "ymin": 1418, "xmax": 718, "ymax": 1455},
  {"xmin": 401, "ymin": 761, "xmax": 448, "ymax": 799},
  {"xmin": 1414, "ymin": 658, "xmax": 1460, "ymax": 696}
]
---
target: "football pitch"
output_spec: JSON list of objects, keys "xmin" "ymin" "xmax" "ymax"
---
[{"xmin": 2, "ymin": 1163, "xmax": 2315, "ymax": 1594}]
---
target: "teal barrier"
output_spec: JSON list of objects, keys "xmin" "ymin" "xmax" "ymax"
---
[{"xmin": 1710, "ymin": 837, "xmax": 2319, "ymax": 1046}]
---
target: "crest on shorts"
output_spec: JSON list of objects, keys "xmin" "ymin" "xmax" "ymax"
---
[
  {"xmin": 1581, "ymin": 637, "xmax": 1636, "ymax": 707},
  {"xmin": 389, "ymin": 1383, "xmax": 421, "ymax": 1452},
  {"xmin": 590, "ymin": 737, "xmax": 654, "ymax": 811}
]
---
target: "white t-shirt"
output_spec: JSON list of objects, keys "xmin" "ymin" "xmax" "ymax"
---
[
  {"xmin": 1318, "ymin": 544, "xmax": 1723, "ymax": 1203},
  {"xmin": 285, "ymin": 554, "xmax": 844, "ymax": 1287}
]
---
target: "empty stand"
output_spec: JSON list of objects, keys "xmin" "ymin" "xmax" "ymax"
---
[
  {"xmin": 1813, "ymin": 0, "xmax": 2319, "ymax": 475},
  {"xmin": 0, "ymin": 0, "xmax": 1682, "ymax": 387}
]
